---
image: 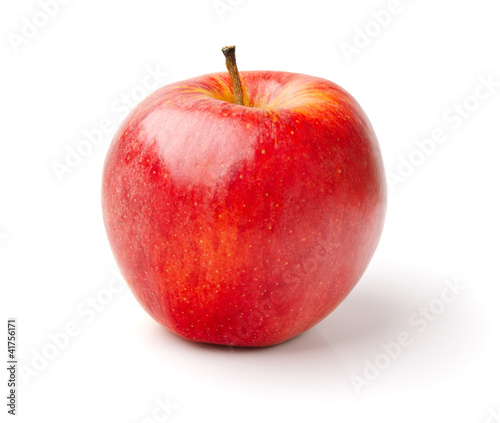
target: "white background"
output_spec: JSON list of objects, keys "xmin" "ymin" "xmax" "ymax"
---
[{"xmin": 1, "ymin": 0, "xmax": 500, "ymax": 421}]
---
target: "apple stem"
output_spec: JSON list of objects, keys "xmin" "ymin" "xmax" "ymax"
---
[{"xmin": 222, "ymin": 45, "xmax": 245, "ymax": 106}]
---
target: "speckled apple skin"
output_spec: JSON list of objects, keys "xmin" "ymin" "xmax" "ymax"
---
[{"xmin": 102, "ymin": 71, "xmax": 387, "ymax": 347}]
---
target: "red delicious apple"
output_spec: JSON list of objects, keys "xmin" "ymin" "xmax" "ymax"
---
[{"xmin": 102, "ymin": 46, "xmax": 386, "ymax": 347}]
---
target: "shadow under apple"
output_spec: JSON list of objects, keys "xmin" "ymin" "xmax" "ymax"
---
[{"xmin": 142, "ymin": 260, "xmax": 487, "ymax": 399}]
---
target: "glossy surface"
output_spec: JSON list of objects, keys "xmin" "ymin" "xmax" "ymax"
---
[{"xmin": 102, "ymin": 71, "xmax": 387, "ymax": 347}]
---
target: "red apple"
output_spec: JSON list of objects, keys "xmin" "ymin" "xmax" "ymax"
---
[{"xmin": 102, "ymin": 47, "xmax": 386, "ymax": 347}]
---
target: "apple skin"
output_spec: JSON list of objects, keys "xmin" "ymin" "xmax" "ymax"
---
[{"xmin": 102, "ymin": 70, "xmax": 387, "ymax": 347}]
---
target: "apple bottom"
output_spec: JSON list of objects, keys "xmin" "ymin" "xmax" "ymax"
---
[{"xmin": 115, "ymin": 201, "xmax": 382, "ymax": 348}]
